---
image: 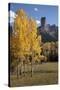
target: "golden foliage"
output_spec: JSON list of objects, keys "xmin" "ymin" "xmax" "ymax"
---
[{"xmin": 10, "ymin": 9, "xmax": 42, "ymax": 60}]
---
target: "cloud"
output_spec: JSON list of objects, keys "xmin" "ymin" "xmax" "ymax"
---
[
  {"xmin": 9, "ymin": 17, "xmax": 14, "ymax": 24},
  {"xmin": 34, "ymin": 7, "xmax": 38, "ymax": 11},
  {"xmin": 9, "ymin": 10, "xmax": 16, "ymax": 24},
  {"xmin": 36, "ymin": 20, "xmax": 40, "ymax": 25},
  {"xmin": 9, "ymin": 10, "xmax": 16, "ymax": 18}
]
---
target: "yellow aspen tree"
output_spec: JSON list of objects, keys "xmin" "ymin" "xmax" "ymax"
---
[
  {"xmin": 29, "ymin": 18, "xmax": 42, "ymax": 57},
  {"xmin": 11, "ymin": 9, "xmax": 42, "ymax": 77}
]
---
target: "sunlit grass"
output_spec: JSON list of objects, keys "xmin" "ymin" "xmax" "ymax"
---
[{"xmin": 10, "ymin": 62, "xmax": 58, "ymax": 87}]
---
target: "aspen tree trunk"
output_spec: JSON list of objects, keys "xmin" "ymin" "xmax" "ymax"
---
[
  {"xmin": 17, "ymin": 58, "xmax": 19, "ymax": 79},
  {"xmin": 24, "ymin": 60, "xmax": 25, "ymax": 77},
  {"xmin": 31, "ymin": 53, "xmax": 34, "ymax": 77},
  {"xmin": 31, "ymin": 60, "xmax": 32, "ymax": 77}
]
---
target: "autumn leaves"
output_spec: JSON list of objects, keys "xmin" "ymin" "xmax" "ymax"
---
[{"xmin": 12, "ymin": 9, "xmax": 42, "ymax": 58}]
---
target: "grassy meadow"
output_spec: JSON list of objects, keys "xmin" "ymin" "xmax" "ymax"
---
[{"xmin": 10, "ymin": 62, "xmax": 58, "ymax": 87}]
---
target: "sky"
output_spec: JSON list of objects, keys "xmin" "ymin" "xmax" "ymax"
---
[{"xmin": 9, "ymin": 3, "xmax": 58, "ymax": 26}]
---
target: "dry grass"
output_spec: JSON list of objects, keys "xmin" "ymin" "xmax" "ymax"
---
[{"xmin": 10, "ymin": 62, "xmax": 58, "ymax": 87}]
